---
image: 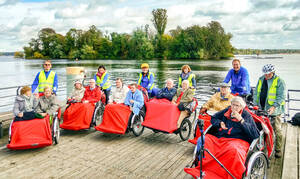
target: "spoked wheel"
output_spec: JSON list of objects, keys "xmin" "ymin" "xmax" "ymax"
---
[
  {"xmin": 179, "ymin": 118, "xmax": 192, "ymax": 141},
  {"xmin": 53, "ymin": 117, "xmax": 60, "ymax": 144},
  {"xmin": 246, "ymin": 151, "xmax": 268, "ymax": 179},
  {"xmin": 132, "ymin": 115, "xmax": 144, "ymax": 137},
  {"xmin": 92, "ymin": 102, "xmax": 105, "ymax": 126}
]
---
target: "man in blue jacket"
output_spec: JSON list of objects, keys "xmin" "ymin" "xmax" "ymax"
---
[
  {"xmin": 32, "ymin": 60, "xmax": 58, "ymax": 94},
  {"xmin": 125, "ymin": 83, "xmax": 144, "ymax": 115},
  {"xmin": 157, "ymin": 78, "xmax": 177, "ymax": 101},
  {"xmin": 223, "ymin": 59, "xmax": 251, "ymax": 95}
]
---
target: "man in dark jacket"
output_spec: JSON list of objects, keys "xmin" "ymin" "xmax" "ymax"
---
[
  {"xmin": 157, "ymin": 78, "xmax": 176, "ymax": 101},
  {"xmin": 211, "ymin": 96, "xmax": 259, "ymax": 143}
]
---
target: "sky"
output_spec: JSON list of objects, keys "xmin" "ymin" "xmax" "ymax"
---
[{"xmin": 0, "ymin": 0, "xmax": 300, "ymax": 51}]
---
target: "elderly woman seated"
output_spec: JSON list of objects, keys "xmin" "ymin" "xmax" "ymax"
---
[
  {"xmin": 156, "ymin": 78, "xmax": 177, "ymax": 101},
  {"xmin": 200, "ymin": 82, "xmax": 234, "ymax": 114},
  {"xmin": 125, "ymin": 83, "xmax": 144, "ymax": 115},
  {"xmin": 13, "ymin": 86, "xmax": 39, "ymax": 120},
  {"xmin": 68, "ymin": 80, "xmax": 85, "ymax": 102},
  {"xmin": 172, "ymin": 80, "xmax": 194, "ymax": 128},
  {"xmin": 191, "ymin": 96, "xmax": 260, "ymax": 179},
  {"xmin": 109, "ymin": 78, "xmax": 129, "ymax": 104},
  {"xmin": 36, "ymin": 86, "xmax": 60, "ymax": 124}
]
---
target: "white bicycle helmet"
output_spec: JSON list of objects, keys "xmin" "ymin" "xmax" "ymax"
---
[{"xmin": 262, "ymin": 64, "xmax": 275, "ymax": 74}]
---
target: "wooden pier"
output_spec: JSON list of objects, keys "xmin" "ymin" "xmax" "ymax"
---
[{"xmin": 0, "ymin": 113, "xmax": 299, "ymax": 178}]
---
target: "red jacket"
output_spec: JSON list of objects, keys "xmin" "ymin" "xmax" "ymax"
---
[{"xmin": 82, "ymin": 86, "xmax": 102, "ymax": 103}]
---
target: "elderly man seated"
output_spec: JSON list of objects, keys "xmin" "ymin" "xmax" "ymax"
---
[
  {"xmin": 172, "ymin": 80, "xmax": 194, "ymax": 128},
  {"xmin": 187, "ymin": 96, "xmax": 260, "ymax": 179},
  {"xmin": 156, "ymin": 78, "xmax": 177, "ymax": 101},
  {"xmin": 125, "ymin": 83, "xmax": 144, "ymax": 115},
  {"xmin": 200, "ymin": 82, "xmax": 234, "ymax": 114}
]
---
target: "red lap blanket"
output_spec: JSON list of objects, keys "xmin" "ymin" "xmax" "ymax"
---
[
  {"xmin": 142, "ymin": 98, "xmax": 181, "ymax": 133},
  {"xmin": 188, "ymin": 113, "xmax": 212, "ymax": 145},
  {"xmin": 95, "ymin": 103, "xmax": 132, "ymax": 134},
  {"xmin": 60, "ymin": 103, "xmax": 95, "ymax": 130},
  {"xmin": 184, "ymin": 134, "xmax": 249, "ymax": 179},
  {"xmin": 7, "ymin": 116, "xmax": 52, "ymax": 150}
]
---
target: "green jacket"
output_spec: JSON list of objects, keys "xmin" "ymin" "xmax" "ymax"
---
[{"xmin": 253, "ymin": 74, "xmax": 286, "ymax": 116}]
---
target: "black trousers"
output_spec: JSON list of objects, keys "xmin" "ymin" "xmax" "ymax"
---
[{"xmin": 103, "ymin": 89, "xmax": 111, "ymax": 104}]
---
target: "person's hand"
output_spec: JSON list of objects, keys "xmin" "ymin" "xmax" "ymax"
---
[
  {"xmin": 41, "ymin": 113, "xmax": 47, "ymax": 117},
  {"xmin": 33, "ymin": 93, "xmax": 39, "ymax": 99},
  {"xmin": 130, "ymin": 100, "xmax": 134, "ymax": 104},
  {"xmin": 18, "ymin": 112, "xmax": 23, "ymax": 117},
  {"xmin": 231, "ymin": 111, "xmax": 242, "ymax": 121},
  {"xmin": 83, "ymin": 100, "xmax": 89, "ymax": 103},
  {"xmin": 220, "ymin": 122, "xmax": 228, "ymax": 130},
  {"xmin": 268, "ymin": 106, "xmax": 275, "ymax": 115},
  {"xmin": 200, "ymin": 108, "xmax": 207, "ymax": 114},
  {"xmin": 172, "ymin": 101, "xmax": 176, "ymax": 105}
]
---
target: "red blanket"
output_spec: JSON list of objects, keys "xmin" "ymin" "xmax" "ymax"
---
[
  {"xmin": 184, "ymin": 134, "xmax": 249, "ymax": 179},
  {"xmin": 142, "ymin": 98, "xmax": 181, "ymax": 133},
  {"xmin": 7, "ymin": 116, "xmax": 52, "ymax": 150},
  {"xmin": 60, "ymin": 103, "xmax": 95, "ymax": 130},
  {"xmin": 188, "ymin": 113, "xmax": 212, "ymax": 145},
  {"xmin": 95, "ymin": 103, "xmax": 132, "ymax": 134}
]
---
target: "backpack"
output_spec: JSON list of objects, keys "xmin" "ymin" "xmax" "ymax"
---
[{"xmin": 289, "ymin": 113, "xmax": 300, "ymax": 126}]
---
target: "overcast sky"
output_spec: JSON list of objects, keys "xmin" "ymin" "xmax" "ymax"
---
[{"xmin": 0, "ymin": 0, "xmax": 299, "ymax": 51}]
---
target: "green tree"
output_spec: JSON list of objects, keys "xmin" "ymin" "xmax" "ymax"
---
[
  {"xmin": 80, "ymin": 45, "xmax": 97, "ymax": 59},
  {"xmin": 151, "ymin": 8, "xmax": 168, "ymax": 36}
]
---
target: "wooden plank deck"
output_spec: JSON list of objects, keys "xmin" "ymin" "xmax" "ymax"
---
[{"xmin": 0, "ymin": 114, "xmax": 299, "ymax": 178}]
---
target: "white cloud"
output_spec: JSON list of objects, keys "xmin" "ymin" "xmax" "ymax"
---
[{"xmin": 0, "ymin": 0, "xmax": 299, "ymax": 51}]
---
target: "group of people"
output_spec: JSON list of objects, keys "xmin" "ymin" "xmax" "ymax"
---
[
  {"xmin": 13, "ymin": 58, "xmax": 286, "ymax": 159},
  {"xmin": 198, "ymin": 59, "xmax": 286, "ymax": 158}
]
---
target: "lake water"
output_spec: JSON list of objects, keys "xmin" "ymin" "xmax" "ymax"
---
[{"xmin": 0, "ymin": 54, "xmax": 299, "ymax": 114}]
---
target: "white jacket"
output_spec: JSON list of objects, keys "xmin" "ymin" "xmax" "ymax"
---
[{"xmin": 109, "ymin": 86, "xmax": 129, "ymax": 104}]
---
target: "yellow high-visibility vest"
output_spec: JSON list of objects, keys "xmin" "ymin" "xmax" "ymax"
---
[
  {"xmin": 178, "ymin": 73, "xmax": 195, "ymax": 88},
  {"xmin": 137, "ymin": 72, "xmax": 155, "ymax": 90},
  {"xmin": 256, "ymin": 76, "xmax": 285, "ymax": 106},
  {"xmin": 96, "ymin": 72, "xmax": 111, "ymax": 90},
  {"xmin": 38, "ymin": 70, "xmax": 55, "ymax": 93}
]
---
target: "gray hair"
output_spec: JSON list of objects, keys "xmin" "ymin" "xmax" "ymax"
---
[
  {"xmin": 182, "ymin": 80, "xmax": 190, "ymax": 87},
  {"xmin": 89, "ymin": 79, "xmax": 96, "ymax": 83},
  {"xmin": 231, "ymin": 96, "xmax": 246, "ymax": 108},
  {"xmin": 166, "ymin": 78, "xmax": 174, "ymax": 84}
]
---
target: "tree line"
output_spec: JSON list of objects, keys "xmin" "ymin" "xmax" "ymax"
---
[
  {"xmin": 23, "ymin": 9, "xmax": 234, "ymax": 60},
  {"xmin": 234, "ymin": 49, "xmax": 300, "ymax": 55}
]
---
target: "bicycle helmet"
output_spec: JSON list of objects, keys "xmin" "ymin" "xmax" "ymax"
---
[{"xmin": 262, "ymin": 64, "xmax": 275, "ymax": 74}]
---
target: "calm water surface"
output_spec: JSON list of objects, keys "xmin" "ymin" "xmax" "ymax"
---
[{"xmin": 0, "ymin": 54, "xmax": 299, "ymax": 113}]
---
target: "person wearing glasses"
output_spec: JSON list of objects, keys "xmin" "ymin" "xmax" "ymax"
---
[{"xmin": 31, "ymin": 60, "xmax": 58, "ymax": 95}]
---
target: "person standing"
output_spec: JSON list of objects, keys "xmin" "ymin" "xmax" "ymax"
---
[
  {"xmin": 178, "ymin": 65, "xmax": 196, "ymax": 90},
  {"xmin": 137, "ymin": 63, "xmax": 158, "ymax": 97},
  {"xmin": 94, "ymin": 65, "xmax": 111, "ymax": 104},
  {"xmin": 32, "ymin": 60, "xmax": 58, "ymax": 94},
  {"xmin": 223, "ymin": 59, "xmax": 250, "ymax": 95},
  {"xmin": 253, "ymin": 64, "xmax": 286, "ymax": 158}
]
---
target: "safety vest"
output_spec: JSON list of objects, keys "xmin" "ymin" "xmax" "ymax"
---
[
  {"xmin": 178, "ymin": 73, "xmax": 195, "ymax": 88},
  {"xmin": 137, "ymin": 72, "xmax": 155, "ymax": 90},
  {"xmin": 256, "ymin": 76, "xmax": 285, "ymax": 106},
  {"xmin": 96, "ymin": 72, "xmax": 111, "ymax": 90},
  {"xmin": 38, "ymin": 70, "xmax": 56, "ymax": 93}
]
